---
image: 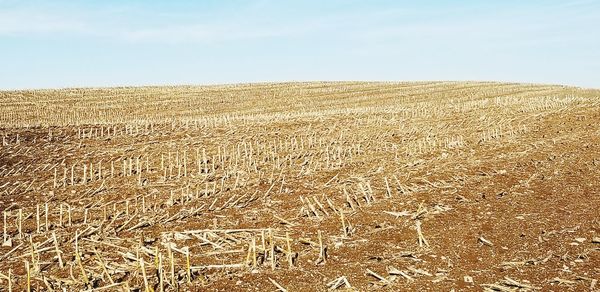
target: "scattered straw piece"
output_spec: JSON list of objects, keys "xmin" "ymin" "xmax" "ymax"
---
[
  {"xmin": 366, "ymin": 268, "xmax": 391, "ymax": 284},
  {"xmin": 479, "ymin": 236, "xmax": 493, "ymax": 246},
  {"xmin": 269, "ymin": 278, "xmax": 287, "ymax": 292}
]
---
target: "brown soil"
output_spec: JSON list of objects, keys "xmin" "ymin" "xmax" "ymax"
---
[{"xmin": 0, "ymin": 81, "xmax": 598, "ymax": 291}]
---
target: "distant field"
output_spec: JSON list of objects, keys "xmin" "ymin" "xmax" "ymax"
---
[{"xmin": 0, "ymin": 81, "xmax": 599, "ymax": 291}]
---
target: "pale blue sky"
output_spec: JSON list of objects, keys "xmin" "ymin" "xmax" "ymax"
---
[{"xmin": 0, "ymin": 0, "xmax": 598, "ymax": 89}]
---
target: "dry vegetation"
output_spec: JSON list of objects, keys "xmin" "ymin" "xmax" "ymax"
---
[{"xmin": 0, "ymin": 81, "xmax": 599, "ymax": 291}]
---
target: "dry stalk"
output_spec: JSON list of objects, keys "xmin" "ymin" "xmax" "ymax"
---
[
  {"xmin": 388, "ymin": 266, "xmax": 414, "ymax": 281},
  {"xmin": 479, "ymin": 236, "xmax": 493, "ymax": 246},
  {"xmin": 3, "ymin": 210, "xmax": 8, "ymax": 243},
  {"xmin": 25, "ymin": 260, "xmax": 31, "ymax": 292},
  {"xmin": 36, "ymin": 204, "xmax": 40, "ymax": 233},
  {"xmin": 340, "ymin": 211, "xmax": 348, "ymax": 237},
  {"xmin": 139, "ymin": 256, "xmax": 150, "ymax": 292},
  {"xmin": 269, "ymin": 277, "xmax": 288, "ymax": 292},
  {"xmin": 0, "ymin": 268, "xmax": 12, "ymax": 292},
  {"xmin": 270, "ymin": 229, "xmax": 275, "ymax": 270},
  {"xmin": 327, "ymin": 276, "xmax": 352, "ymax": 290},
  {"xmin": 286, "ymin": 232, "xmax": 293, "ymax": 268},
  {"xmin": 168, "ymin": 244, "xmax": 175, "ymax": 288},
  {"xmin": 52, "ymin": 231, "xmax": 63, "ymax": 268},
  {"xmin": 158, "ymin": 251, "xmax": 164, "ymax": 292},
  {"xmin": 384, "ymin": 177, "xmax": 392, "ymax": 198},
  {"xmin": 185, "ymin": 247, "xmax": 192, "ymax": 283},
  {"xmin": 415, "ymin": 220, "xmax": 429, "ymax": 247},
  {"xmin": 366, "ymin": 268, "xmax": 391, "ymax": 284},
  {"xmin": 94, "ymin": 249, "xmax": 114, "ymax": 284},
  {"xmin": 317, "ymin": 230, "xmax": 327, "ymax": 265},
  {"xmin": 18, "ymin": 209, "xmax": 22, "ymax": 239},
  {"xmin": 44, "ymin": 203, "xmax": 49, "ymax": 232}
]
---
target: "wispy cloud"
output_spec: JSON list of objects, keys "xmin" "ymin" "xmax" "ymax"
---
[
  {"xmin": 1, "ymin": 0, "xmax": 598, "ymax": 45},
  {"xmin": 0, "ymin": 8, "xmax": 88, "ymax": 35},
  {"xmin": 0, "ymin": 1, "xmax": 317, "ymax": 43},
  {"xmin": 116, "ymin": 22, "xmax": 310, "ymax": 44},
  {"xmin": 0, "ymin": 1, "xmax": 407, "ymax": 44}
]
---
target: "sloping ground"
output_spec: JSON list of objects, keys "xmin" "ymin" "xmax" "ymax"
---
[{"xmin": 0, "ymin": 82, "xmax": 598, "ymax": 291}]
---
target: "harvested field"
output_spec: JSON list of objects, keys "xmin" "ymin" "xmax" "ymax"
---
[{"xmin": 0, "ymin": 81, "xmax": 599, "ymax": 291}]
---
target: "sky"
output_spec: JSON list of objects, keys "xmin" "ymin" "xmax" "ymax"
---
[{"xmin": 0, "ymin": 0, "xmax": 599, "ymax": 90}]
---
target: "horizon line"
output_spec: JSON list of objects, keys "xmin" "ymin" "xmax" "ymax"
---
[{"xmin": 0, "ymin": 79, "xmax": 594, "ymax": 92}]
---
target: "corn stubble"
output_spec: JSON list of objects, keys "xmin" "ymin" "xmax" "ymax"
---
[{"xmin": 0, "ymin": 81, "xmax": 599, "ymax": 290}]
